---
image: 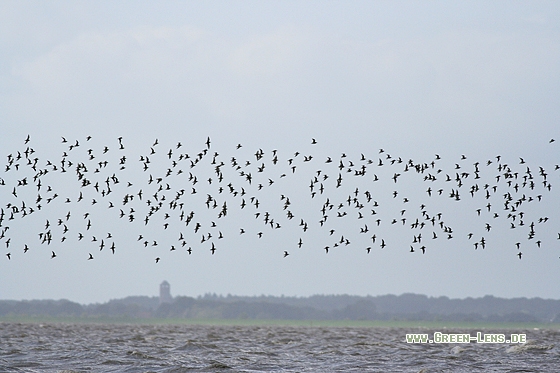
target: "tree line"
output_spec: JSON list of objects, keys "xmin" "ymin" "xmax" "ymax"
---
[{"xmin": 1, "ymin": 293, "xmax": 559, "ymax": 323}]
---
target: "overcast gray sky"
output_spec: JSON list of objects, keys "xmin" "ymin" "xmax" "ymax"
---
[{"xmin": 1, "ymin": 1, "xmax": 559, "ymax": 304}]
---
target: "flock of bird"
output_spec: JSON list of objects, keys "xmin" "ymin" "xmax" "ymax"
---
[{"xmin": 1, "ymin": 135, "xmax": 558, "ymax": 263}]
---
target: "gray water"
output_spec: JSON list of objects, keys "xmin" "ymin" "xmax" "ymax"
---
[{"xmin": 0, "ymin": 323, "xmax": 558, "ymax": 372}]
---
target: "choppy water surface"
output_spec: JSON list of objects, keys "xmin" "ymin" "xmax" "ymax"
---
[{"xmin": 0, "ymin": 322, "xmax": 558, "ymax": 372}]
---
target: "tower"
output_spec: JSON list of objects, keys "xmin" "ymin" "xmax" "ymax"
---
[{"xmin": 159, "ymin": 280, "xmax": 173, "ymax": 304}]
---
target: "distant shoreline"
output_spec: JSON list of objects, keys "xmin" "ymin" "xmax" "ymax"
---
[
  {"xmin": 1, "ymin": 316, "xmax": 559, "ymax": 330},
  {"xmin": 3, "ymin": 293, "xmax": 560, "ymax": 324}
]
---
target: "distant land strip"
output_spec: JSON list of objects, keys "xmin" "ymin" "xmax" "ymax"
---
[{"xmin": 1, "ymin": 293, "xmax": 560, "ymax": 324}]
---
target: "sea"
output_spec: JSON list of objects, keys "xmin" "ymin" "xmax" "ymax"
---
[{"xmin": 0, "ymin": 322, "xmax": 558, "ymax": 372}]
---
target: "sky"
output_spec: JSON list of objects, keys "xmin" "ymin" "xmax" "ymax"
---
[{"xmin": 1, "ymin": 1, "xmax": 560, "ymax": 304}]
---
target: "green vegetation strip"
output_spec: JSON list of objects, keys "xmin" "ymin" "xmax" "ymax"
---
[{"xmin": 1, "ymin": 316, "xmax": 559, "ymax": 330}]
